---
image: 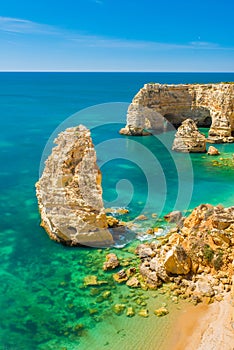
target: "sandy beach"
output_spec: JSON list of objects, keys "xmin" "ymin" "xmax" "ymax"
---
[{"xmin": 168, "ymin": 293, "xmax": 234, "ymax": 350}]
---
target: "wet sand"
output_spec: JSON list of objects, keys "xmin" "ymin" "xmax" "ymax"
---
[
  {"xmin": 77, "ymin": 293, "xmax": 183, "ymax": 350},
  {"xmin": 75, "ymin": 289, "xmax": 234, "ymax": 350}
]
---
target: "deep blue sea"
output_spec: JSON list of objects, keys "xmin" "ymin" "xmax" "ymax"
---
[{"xmin": 0, "ymin": 72, "xmax": 234, "ymax": 350}]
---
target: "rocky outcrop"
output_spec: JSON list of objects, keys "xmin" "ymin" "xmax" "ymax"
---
[
  {"xmin": 164, "ymin": 245, "xmax": 192, "ymax": 275},
  {"xmin": 139, "ymin": 204, "xmax": 233, "ymax": 298},
  {"xmin": 172, "ymin": 119, "xmax": 206, "ymax": 152},
  {"xmin": 126, "ymin": 276, "xmax": 140, "ymax": 287},
  {"xmin": 119, "ymin": 125, "xmax": 152, "ymax": 136},
  {"xmin": 103, "ymin": 253, "xmax": 119, "ymax": 270},
  {"xmin": 36, "ymin": 125, "xmax": 114, "ymax": 247},
  {"xmin": 109, "ymin": 204, "xmax": 233, "ymax": 303},
  {"xmin": 207, "ymin": 145, "xmax": 220, "ymax": 156},
  {"xmin": 164, "ymin": 210, "xmax": 183, "ymax": 223},
  {"xmin": 120, "ymin": 83, "xmax": 234, "ymax": 143}
]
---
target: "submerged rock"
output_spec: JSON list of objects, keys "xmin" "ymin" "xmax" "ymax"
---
[
  {"xmin": 138, "ymin": 309, "xmax": 149, "ymax": 318},
  {"xmin": 112, "ymin": 304, "xmax": 126, "ymax": 315},
  {"xmin": 103, "ymin": 253, "xmax": 119, "ymax": 271},
  {"xmin": 83, "ymin": 275, "xmax": 98, "ymax": 286},
  {"xmin": 154, "ymin": 306, "xmax": 169, "ymax": 317},
  {"xmin": 102, "ymin": 291, "xmax": 111, "ymax": 299},
  {"xmin": 36, "ymin": 125, "xmax": 114, "ymax": 247},
  {"xmin": 172, "ymin": 119, "xmax": 206, "ymax": 153},
  {"xmin": 113, "ymin": 269, "xmax": 128, "ymax": 283},
  {"xmin": 84, "ymin": 275, "xmax": 108, "ymax": 287},
  {"xmin": 126, "ymin": 306, "xmax": 135, "ymax": 317}
]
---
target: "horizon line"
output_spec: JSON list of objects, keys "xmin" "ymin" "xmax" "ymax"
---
[{"xmin": 0, "ymin": 70, "xmax": 234, "ymax": 73}]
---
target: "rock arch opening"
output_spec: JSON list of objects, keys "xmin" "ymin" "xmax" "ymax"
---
[
  {"xmin": 164, "ymin": 113, "xmax": 181, "ymax": 129},
  {"xmin": 120, "ymin": 83, "xmax": 234, "ymax": 142},
  {"xmin": 203, "ymin": 116, "xmax": 212, "ymax": 127},
  {"xmin": 164, "ymin": 109, "xmax": 212, "ymax": 130}
]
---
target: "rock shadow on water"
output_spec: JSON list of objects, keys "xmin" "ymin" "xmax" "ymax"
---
[{"xmin": 109, "ymin": 226, "xmax": 136, "ymax": 248}]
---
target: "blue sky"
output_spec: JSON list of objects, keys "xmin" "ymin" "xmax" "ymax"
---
[{"xmin": 0, "ymin": 0, "xmax": 233, "ymax": 71}]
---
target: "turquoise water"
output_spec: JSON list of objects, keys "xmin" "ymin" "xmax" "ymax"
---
[{"xmin": 0, "ymin": 72, "xmax": 234, "ymax": 349}]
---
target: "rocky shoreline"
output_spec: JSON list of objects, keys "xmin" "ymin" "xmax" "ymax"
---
[
  {"xmin": 36, "ymin": 125, "xmax": 234, "ymax": 314},
  {"xmin": 36, "ymin": 109, "xmax": 234, "ymax": 348},
  {"xmin": 100, "ymin": 204, "xmax": 234, "ymax": 315}
]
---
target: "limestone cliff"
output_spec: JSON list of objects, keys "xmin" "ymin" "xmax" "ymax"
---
[
  {"xmin": 120, "ymin": 83, "xmax": 234, "ymax": 143},
  {"xmin": 36, "ymin": 125, "xmax": 114, "ymax": 247}
]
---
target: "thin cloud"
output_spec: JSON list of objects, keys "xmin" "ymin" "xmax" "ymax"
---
[
  {"xmin": 0, "ymin": 16, "xmax": 232, "ymax": 52},
  {"xmin": 189, "ymin": 41, "xmax": 220, "ymax": 49},
  {"xmin": 70, "ymin": 36, "xmax": 231, "ymax": 51},
  {"xmin": 0, "ymin": 16, "xmax": 58, "ymax": 35},
  {"xmin": 94, "ymin": 0, "xmax": 104, "ymax": 4}
]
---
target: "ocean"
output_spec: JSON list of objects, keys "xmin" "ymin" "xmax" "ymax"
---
[{"xmin": 0, "ymin": 72, "xmax": 234, "ymax": 349}]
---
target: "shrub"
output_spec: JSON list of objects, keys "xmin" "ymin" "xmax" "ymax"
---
[{"xmin": 203, "ymin": 244, "xmax": 214, "ymax": 263}]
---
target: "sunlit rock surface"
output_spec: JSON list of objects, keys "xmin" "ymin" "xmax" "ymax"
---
[
  {"xmin": 121, "ymin": 83, "xmax": 234, "ymax": 143},
  {"xmin": 172, "ymin": 119, "xmax": 206, "ymax": 152},
  {"xmin": 36, "ymin": 125, "xmax": 114, "ymax": 247}
]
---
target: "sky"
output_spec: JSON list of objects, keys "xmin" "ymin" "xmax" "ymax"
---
[{"xmin": 0, "ymin": 0, "xmax": 233, "ymax": 72}]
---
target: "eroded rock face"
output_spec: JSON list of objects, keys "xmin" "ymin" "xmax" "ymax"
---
[
  {"xmin": 100, "ymin": 203, "xmax": 233, "ymax": 303},
  {"xmin": 121, "ymin": 83, "xmax": 234, "ymax": 143},
  {"xmin": 172, "ymin": 119, "xmax": 206, "ymax": 152},
  {"xmin": 36, "ymin": 125, "xmax": 114, "ymax": 247},
  {"xmin": 164, "ymin": 210, "xmax": 183, "ymax": 223},
  {"xmin": 182, "ymin": 204, "xmax": 234, "ymax": 234},
  {"xmin": 132, "ymin": 204, "xmax": 234, "ymax": 301},
  {"xmin": 164, "ymin": 245, "xmax": 191, "ymax": 275}
]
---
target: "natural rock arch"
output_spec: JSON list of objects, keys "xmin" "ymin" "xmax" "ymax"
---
[{"xmin": 120, "ymin": 83, "xmax": 234, "ymax": 143}]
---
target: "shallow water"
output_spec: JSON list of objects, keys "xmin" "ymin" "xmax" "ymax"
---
[{"xmin": 0, "ymin": 72, "xmax": 234, "ymax": 349}]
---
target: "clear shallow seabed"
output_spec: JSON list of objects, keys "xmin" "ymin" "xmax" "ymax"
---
[{"xmin": 0, "ymin": 72, "xmax": 234, "ymax": 349}]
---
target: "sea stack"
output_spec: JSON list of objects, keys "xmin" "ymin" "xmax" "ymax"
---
[
  {"xmin": 172, "ymin": 119, "xmax": 206, "ymax": 152},
  {"xmin": 36, "ymin": 125, "xmax": 114, "ymax": 247}
]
